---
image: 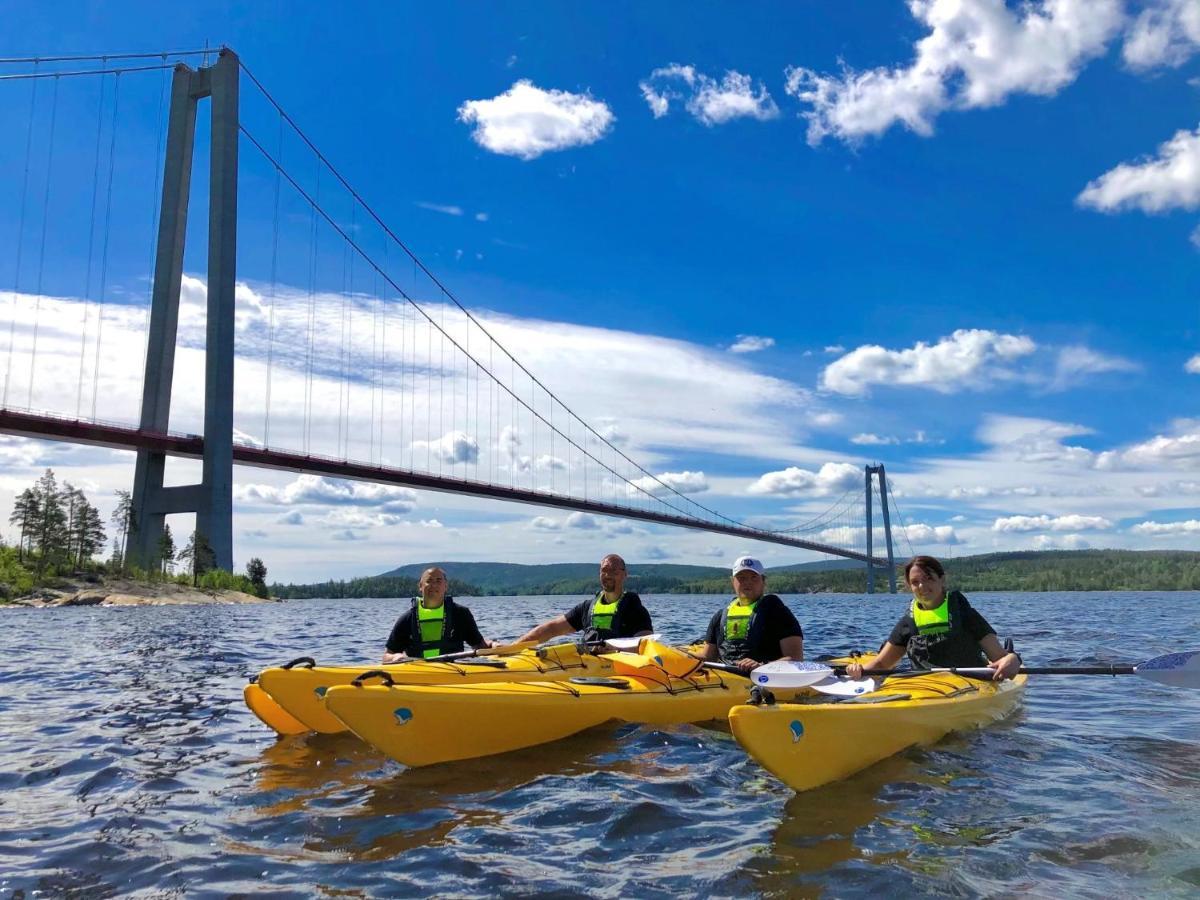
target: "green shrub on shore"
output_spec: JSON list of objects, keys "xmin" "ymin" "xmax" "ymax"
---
[
  {"xmin": 0, "ymin": 546, "xmax": 36, "ymax": 600},
  {"xmin": 197, "ymin": 568, "xmax": 269, "ymax": 599}
]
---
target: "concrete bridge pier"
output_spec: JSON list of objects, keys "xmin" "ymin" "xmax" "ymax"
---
[{"xmin": 129, "ymin": 50, "xmax": 238, "ymax": 572}]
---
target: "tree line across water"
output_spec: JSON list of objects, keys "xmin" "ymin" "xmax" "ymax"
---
[
  {"xmin": 1, "ymin": 469, "xmax": 270, "ymax": 601},
  {"xmin": 272, "ymin": 549, "xmax": 1200, "ymax": 598}
]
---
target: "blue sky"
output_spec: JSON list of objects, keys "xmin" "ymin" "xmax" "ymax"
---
[{"xmin": 1, "ymin": 1, "xmax": 1199, "ymax": 582}]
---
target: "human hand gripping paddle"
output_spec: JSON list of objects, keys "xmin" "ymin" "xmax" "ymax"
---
[{"xmin": 748, "ymin": 650, "xmax": 1200, "ymax": 693}]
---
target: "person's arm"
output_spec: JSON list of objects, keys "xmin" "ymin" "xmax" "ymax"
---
[
  {"xmin": 979, "ymin": 634, "xmax": 1021, "ymax": 680},
  {"xmin": 699, "ymin": 612, "xmax": 722, "ymax": 662},
  {"xmin": 777, "ymin": 635, "xmax": 804, "ymax": 662},
  {"xmin": 700, "ymin": 642, "xmax": 720, "ymax": 661},
  {"xmin": 459, "ymin": 607, "xmax": 495, "ymax": 650},
  {"xmin": 845, "ymin": 642, "xmax": 906, "ymax": 679},
  {"xmin": 517, "ymin": 615, "xmax": 574, "ymax": 644},
  {"xmin": 382, "ymin": 613, "xmax": 411, "ymax": 663},
  {"xmin": 630, "ymin": 596, "xmax": 654, "ymax": 636}
]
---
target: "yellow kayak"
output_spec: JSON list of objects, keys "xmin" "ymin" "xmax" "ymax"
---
[
  {"xmin": 254, "ymin": 643, "xmax": 620, "ymax": 735},
  {"xmin": 728, "ymin": 671, "xmax": 1026, "ymax": 792},
  {"xmin": 325, "ymin": 667, "xmax": 770, "ymax": 767},
  {"xmin": 323, "ymin": 640, "xmax": 824, "ymax": 767},
  {"xmin": 243, "ymin": 682, "xmax": 310, "ymax": 736}
]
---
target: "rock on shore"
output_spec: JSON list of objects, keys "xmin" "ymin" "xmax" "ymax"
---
[{"xmin": 5, "ymin": 577, "xmax": 279, "ymax": 608}]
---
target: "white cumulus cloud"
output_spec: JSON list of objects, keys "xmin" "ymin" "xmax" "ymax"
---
[
  {"xmin": 457, "ymin": 80, "xmax": 615, "ymax": 160},
  {"xmin": 902, "ymin": 523, "xmax": 961, "ymax": 545},
  {"xmin": 992, "ymin": 513, "xmax": 1114, "ymax": 532},
  {"xmin": 785, "ymin": 0, "xmax": 1122, "ymax": 145},
  {"xmin": 1130, "ymin": 518, "xmax": 1200, "ymax": 535},
  {"xmin": 729, "ymin": 335, "xmax": 776, "ymax": 354},
  {"xmin": 747, "ymin": 462, "xmax": 861, "ymax": 497},
  {"xmin": 1077, "ymin": 125, "xmax": 1200, "ymax": 214},
  {"xmin": 411, "ymin": 431, "xmax": 479, "ymax": 465},
  {"xmin": 565, "ymin": 512, "xmax": 601, "ymax": 530},
  {"xmin": 1185, "ymin": 354, "xmax": 1200, "ymax": 374},
  {"xmin": 850, "ymin": 433, "xmax": 900, "ymax": 446},
  {"xmin": 234, "ymin": 474, "xmax": 417, "ymax": 512},
  {"xmin": 640, "ymin": 64, "xmax": 779, "ymax": 126},
  {"xmin": 629, "ymin": 470, "xmax": 709, "ymax": 497},
  {"xmin": 821, "ymin": 329, "xmax": 1036, "ymax": 396},
  {"xmin": 1123, "ymin": 0, "xmax": 1200, "ymax": 70}
]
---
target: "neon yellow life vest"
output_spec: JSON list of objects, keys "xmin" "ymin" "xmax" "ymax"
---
[
  {"xmin": 417, "ymin": 600, "xmax": 447, "ymax": 659},
  {"xmin": 724, "ymin": 597, "xmax": 757, "ymax": 641},
  {"xmin": 591, "ymin": 594, "xmax": 620, "ymax": 632},
  {"xmin": 911, "ymin": 594, "xmax": 950, "ymax": 636}
]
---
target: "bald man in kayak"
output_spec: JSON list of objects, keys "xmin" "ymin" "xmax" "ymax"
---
[
  {"xmin": 517, "ymin": 554, "xmax": 653, "ymax": 644},
  {"xmin": 699, "ymin": 556, "xmax": 804, "ymax": 672},
  {"xmin": 382, "ymin": 567, "xmax": 495, "ymax": 663}
]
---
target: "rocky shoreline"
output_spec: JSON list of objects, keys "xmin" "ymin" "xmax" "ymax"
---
[{"xmin": 3, "ymin": 576, "xmax": 279, "ymax": 608}]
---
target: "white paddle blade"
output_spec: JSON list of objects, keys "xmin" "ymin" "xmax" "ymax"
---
[
  {"xmin": 810, "ymin": 675, "xmax": 877, "ymax": 697},
  {"xmin": 604, "ymin": 634, "xmax": 662, "ymax": 651},
  {"xmin": 1135, "ymin": 650, "xmax": 1200, "ymax": 688},
  {"xmin": 751, "ymin": 660, "xmax": 836, "ymax": 689}
]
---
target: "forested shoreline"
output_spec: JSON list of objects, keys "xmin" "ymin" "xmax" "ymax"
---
[{"xmin": 271, "ymin": 550, "xmax": 1200, "ymax": 597}]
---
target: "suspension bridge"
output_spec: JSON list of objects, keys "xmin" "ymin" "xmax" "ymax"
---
[{"xmin": 0, "ymin": 48, "xmax": 907, "ymax": 592}]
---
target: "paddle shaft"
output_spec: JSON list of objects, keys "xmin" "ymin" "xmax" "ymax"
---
[
  {"xmin": 855, "ymin": 665, "xmax": 1137, "ymax": 678},
  {"xmin": 391, "ymin": 640, "xmax": 538, "ymax": 665}
]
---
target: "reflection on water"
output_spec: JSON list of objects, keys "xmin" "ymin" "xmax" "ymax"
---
[{"xmin": 0, "ymin": 592, "xmax": 1198, "ymax": 897}]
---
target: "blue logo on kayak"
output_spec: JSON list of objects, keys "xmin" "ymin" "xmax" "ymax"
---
[
  {"xmin": 314, "ymin": 686, "xmax": 327, "ymax": 698},
  {"xmin": 756, "ymin": 674, "xmax": 769, "ymax": 684},
  {"xmin": 393, "ymin": 707, "xmax": 413, "ymax": 726},
  {"xmin": 789, "ymin": 720, "xmax": 804, "ymax": 743}
]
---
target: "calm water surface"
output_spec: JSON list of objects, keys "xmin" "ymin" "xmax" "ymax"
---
[{"xmin": 1, "ymin": 592, "xmax": 1198, "ymax": 897}]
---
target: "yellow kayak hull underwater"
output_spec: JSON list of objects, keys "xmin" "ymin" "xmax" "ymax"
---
[
  {"xmin": 728, "ymin": 671, "xmax": 1026, "ymax": 792},
  {"xmin": 324, "ymin": 659, "xmax": 813, "ymax": 768},
  {"xmin": 255, "ymin": 644, "xmax": 619, "ymax": 735}
]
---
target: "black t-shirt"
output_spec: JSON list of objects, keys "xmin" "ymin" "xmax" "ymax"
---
[
  {"xmin": 385, "ymin": 600, "xmax": 484, "ymax": 655},
  {"xmin": 563, "ymin": 592, "xmax": 652, "ymax": 638},
  {"xmin": 704, "ymin": 594, "xmax": 804, "ymax": 664},
  {"xmin": 886, "ymin": 592, "xmax": 995, "ymax": 666}
]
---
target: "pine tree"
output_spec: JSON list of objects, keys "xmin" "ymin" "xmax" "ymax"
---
[
  {"xmin": 178, "ymin": 530, "xmax": 215, "ymax": 586},
  {"xmin": 8, "ymin": 488, "xmax": 40, "ymax": 563},
  {"xmin": 76, "ymin": 501, "xmax": 106, "ymax": 570},
  {"xmin": 110, "ymin": 490, "xmax": 136, "ymax": 575},
  {"xmin": 246, "ymin": 557, "xmax": 268, "ymax": 598},
  {"xmin": 157, "ymin": 523, "xmax": 176, "ymax": 577},
  {"xmin": 32, "ymin": 470, "xmax": 68, "ymax": 577}
]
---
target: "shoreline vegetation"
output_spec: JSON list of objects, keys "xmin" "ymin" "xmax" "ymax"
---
[
  {"xmin": 3, "ymin": 469, "xmax": 274, "ymax": 608},
  {"xmin": 272, "ymin": 550, "xmax": 1200, "ymax": 598}
]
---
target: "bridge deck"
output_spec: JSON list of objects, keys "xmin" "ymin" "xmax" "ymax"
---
[{"xmin": 0, "ymin": 408, "xmax": 891, "ymax": 566}]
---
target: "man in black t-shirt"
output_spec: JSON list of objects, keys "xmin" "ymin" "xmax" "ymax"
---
[
  {"xmin": 517, "ymin": 554, "xmax": 653, "ymax": 643},
  {"xmin": 700, "ymin": 555, "xmax": 804, "ymax": 671},
  {"xmin": 382, "ymin": 567, "xmax": 494, "ymax": 662}
]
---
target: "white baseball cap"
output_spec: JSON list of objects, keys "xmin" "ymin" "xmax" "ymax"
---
[{"xmin": 732, "ymin": 556, "xmax": 765, "ymax": 576}]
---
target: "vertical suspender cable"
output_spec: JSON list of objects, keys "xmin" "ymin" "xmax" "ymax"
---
[
  {"xmin": 77, "ymin": 74, "xmax": 106, "ymax": 417},
  {"xmin": 304, "ymin": 165, "xmax": 319, "ymax": 454},
  {"xmin": 91, "ymin": 73, "xmax": 121, "ymax": 421},
  {"xmin": 263, "ymin": 115, "xmax": 282, "ymax": 448},
  {"xmin": 27, "ymin": 74, "xmax": 60, "ymax": 410},
  {"xmin": 2, "ymin": 70, "xmax": 38, "ymax": 410}
]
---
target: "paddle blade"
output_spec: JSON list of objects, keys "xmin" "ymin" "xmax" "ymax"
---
[
  {"xmin": 810, "ymin": 675, "xmax": 877, "ymax": 697},
  {"xmin": 1135, "ymin": 650, "xmax": 1200, "ymax": 688},
  {"xmin": 604, "ymin": 633, "xmax": 662, "ymax": 651},
  {"xmin": 751, "ymin": 660, "xmax": 835, "ymax": 689}
]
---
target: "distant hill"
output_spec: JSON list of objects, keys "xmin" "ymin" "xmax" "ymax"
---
[{"xmin": 272, "ymin": 550, "xmax": 1200, "ymax": 598}]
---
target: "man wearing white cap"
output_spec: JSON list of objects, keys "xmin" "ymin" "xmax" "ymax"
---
[{"xmin": 699, "ymin": 556, "xmax": 804, "ymax": 672}]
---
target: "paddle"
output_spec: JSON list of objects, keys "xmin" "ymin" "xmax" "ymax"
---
[
  {"xmin": 855, "ymin": 649, "xmax": 1200, "ymax": 688},
  {"xmin": 387, "ymin": 639, "xmax": 540, "ymax": 666}
]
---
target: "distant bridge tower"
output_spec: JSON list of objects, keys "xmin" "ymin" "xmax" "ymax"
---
[
  {"xmin": 129, "ymin": 50, "xmax": 239, "ymax": 571},
  {"xmin": 865, "ymin": 464, "xmax": 897, "ymax": 593}
]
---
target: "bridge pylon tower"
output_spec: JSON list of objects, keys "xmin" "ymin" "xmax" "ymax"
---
[
  {"xmin": 865, "ymin": 463, "xmax": 897, "ymax": 594},
  {"xmin": 129, "ymin": 50, "xmax": 239, "ymax": 571}
]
